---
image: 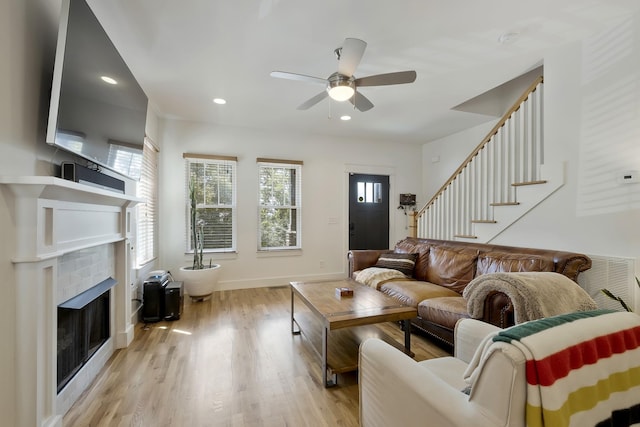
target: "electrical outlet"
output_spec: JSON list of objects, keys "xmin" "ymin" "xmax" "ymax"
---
[{"xmin": 319, "ymin": 260, "xmax": 325, "ymax": 268}]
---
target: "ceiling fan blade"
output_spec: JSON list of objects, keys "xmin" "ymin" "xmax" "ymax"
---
[
  {"xmin": 337, "ymin": 38, "xmax": 367, "ymax": 77},
  {"xmin": 297, "ymin": 91, "xmax": 329, "ymax": 110},
  {"xmin": 349, "ymin": 91, "xmax": 374, "ymax": 112},
  {"xmin": 270, "ymin": 71, "xmax": 326, "ymax": 85},
  {"xmin": 354, "ymin": 70, "xmax": 417, "ymax": 87}
]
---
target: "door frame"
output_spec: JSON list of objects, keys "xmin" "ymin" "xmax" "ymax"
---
[{"xmin": 343, "ymin": 164, "xmax": 397, "ymax": 265}]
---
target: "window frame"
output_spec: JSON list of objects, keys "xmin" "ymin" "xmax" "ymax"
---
[
  {"xmin": 135, "ymin": 137, "xmax": 158, "ymax": 267},
  {"xmin": 257, "ymin": 158, "xmax": 303, "ymax": 251},
  {"xmin": 184, "ymin": 153, "xmax": 238, "ymax": 254}
]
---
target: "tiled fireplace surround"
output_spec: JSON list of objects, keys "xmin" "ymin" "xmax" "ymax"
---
[{"xmin": 1, "ymin": 176, "xmax": 140, "ymax": 427}]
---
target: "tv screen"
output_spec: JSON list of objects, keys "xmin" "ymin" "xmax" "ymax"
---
[{"xmin": 46, "ymin": 0, "xmax": 148, "ymax": 181}]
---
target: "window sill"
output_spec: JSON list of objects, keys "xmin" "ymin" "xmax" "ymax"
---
[
  {"xmin": 134, "ymin": 257, "xmax": 158, "ymax": 270},
  {"xmin": 256, "ymin": 249, "xmax": 302, "ymax": 258}
]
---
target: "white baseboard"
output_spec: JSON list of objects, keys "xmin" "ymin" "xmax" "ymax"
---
[
  {"xmin": 116, "ymin": 324, "xmax": 134, "ymax": 348},
  {"xmin": 42, "ymin": 415, "xmax": 63, "ymax": 427}
]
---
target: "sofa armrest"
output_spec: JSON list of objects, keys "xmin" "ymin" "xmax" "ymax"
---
[
  {"xmin": 454, "ymin": 319, "xmax": 502, "ymax": 364},
  {"xmin": 347, "ymin": 249, "xmax": 391, "ymax": 278},
  {"xmin": 481, "ymin": 291, "xmax": 515, "ymax": 328},
  {"xmin": 359, "ymin": 338, "xmax": 497, "ymax": 427},
  {"xmin": 556, "ymin": 254, "xmax": 592, "ymax": 281}
]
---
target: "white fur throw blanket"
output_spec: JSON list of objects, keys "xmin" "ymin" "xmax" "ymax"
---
[
  {"xmin": 354, "ymin": 267, "xmax": 407, "ymax": 290},
  {"xmin": 463, "ymin": 272, "xmax": 597, "ymax": 323}
]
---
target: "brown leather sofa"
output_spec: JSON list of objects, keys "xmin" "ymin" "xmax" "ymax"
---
[{"xmin": 348, "ymin": 237, "xmax": 592, "ymax": 347}]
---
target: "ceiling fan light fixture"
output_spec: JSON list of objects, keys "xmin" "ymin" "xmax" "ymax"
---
[
  {"xmin": 328, "ymin": 85, "xmax": 354, "ymax": 101},
  {"xmin": 327, "ymin": 73, "xmax": 355, "ymax": 102}
]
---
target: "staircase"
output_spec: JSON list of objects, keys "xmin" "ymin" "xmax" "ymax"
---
[{"xmin": 415, "ymin": 76, "xmax": 563, "ymax": 242}]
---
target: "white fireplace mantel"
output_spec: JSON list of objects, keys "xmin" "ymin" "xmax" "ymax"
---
[
  {"xmin": 0, "ymin": 176, "xmax": 142, "ymax": 262},
  {"xmin": 0, "ymin": 176, "xmax": 143, "ymax": 427},
  {"xmin": 0, "ymin": 175, "xmax": 141, "ymax": 207}
]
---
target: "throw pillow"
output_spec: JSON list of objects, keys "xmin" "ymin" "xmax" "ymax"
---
[{"xmin": 374, "ymin": 252, "xmax": 418, "ymax": 277}]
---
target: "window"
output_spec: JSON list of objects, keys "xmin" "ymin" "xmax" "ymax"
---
[
  {"xmin": 257, "ymin": 158, "xmax": 302, "ymax": 250},
  {"xmin": 357, "ymin": 181, "xmax": 383, "ymax": 203},
  {"xmin": 136, "ymin": 138, "xmax": 158, "ymax": 266},
  {"xmin": 184, "ymin": 153, "xmax": 237, "ymax": 253}
]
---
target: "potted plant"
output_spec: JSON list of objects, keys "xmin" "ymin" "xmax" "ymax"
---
[
  {"xmin": 178, "ymin": 180, "xmax": 221, "ymax": 301},
  {"xmin": 600, "ymin": 277, "xmax": 640, "ymax": 312}
]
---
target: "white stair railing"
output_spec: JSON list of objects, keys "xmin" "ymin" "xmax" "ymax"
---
[{"xmin": 416, "ymin": 77, "xmax": 544, "ymax": 240}]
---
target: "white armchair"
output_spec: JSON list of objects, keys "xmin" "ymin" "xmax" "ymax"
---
[
  {"xmin": 359, "ymin": 319, "xmax": 525, "ymax": 427},
  {"xmin": 360, "ymin": 311, "xmax": 640, "ymax": 427}
]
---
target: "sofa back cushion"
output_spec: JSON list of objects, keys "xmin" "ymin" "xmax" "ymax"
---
[
  {"xmin": 425, "ymin": 246, "xmax": 478, "ymax": 293},
  {"xmin": 476, "ymin": 252, "xmax": 554, "ymax": 277}
]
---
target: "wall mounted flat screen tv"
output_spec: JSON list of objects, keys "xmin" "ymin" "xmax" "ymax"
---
[{"xmin": 46, "ymin": 0, "xmax": 148, "ymax": 181}]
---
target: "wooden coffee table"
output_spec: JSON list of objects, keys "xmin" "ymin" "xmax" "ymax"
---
[{"xmin": 290, "ymin": 279, "xmax": 417, "ymax": 387}]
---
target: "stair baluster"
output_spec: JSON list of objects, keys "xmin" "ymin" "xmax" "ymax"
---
[{"xmin": 418, "ymin": 77, "xmax": 546, "ymax": 241}]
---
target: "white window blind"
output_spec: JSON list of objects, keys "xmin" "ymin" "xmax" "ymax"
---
[
  {"xmin": 136, "ymin": 138, "xmax": 158, "ymax": 266},
  {"xmin": 257, "ymin": 158, "xmax": 302, "ymax": 250},
  {"xmin": 184, "ymin": 153, "xmax": 237, "ymax": 253}
]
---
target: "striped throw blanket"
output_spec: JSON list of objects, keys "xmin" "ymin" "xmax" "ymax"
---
[{"xmin": 493, "ymin": 310, "xmax": 640, "ymax": 427}]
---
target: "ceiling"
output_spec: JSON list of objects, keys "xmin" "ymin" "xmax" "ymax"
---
[{"xmin": 84, "ymin": 0, "xmax": 640, "ymax": 145}]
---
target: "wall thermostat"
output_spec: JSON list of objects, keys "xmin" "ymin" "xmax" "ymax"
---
[{"xmin": 618, "ymin": 170, "xmax": 640, "ymax": 184}]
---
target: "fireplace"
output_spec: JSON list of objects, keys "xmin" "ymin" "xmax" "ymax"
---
[
  {"xmin": 0, "ymin": 176, "xmax": 141, "ymax": 427},
  {"xmin": 57, "ymin": 278, "xmax": 115, "ymax": 393}
]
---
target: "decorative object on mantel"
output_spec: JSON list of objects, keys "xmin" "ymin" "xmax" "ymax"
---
[{"xmin": 178, "ymin": 179, "xmax": 221, "ymax": 301}]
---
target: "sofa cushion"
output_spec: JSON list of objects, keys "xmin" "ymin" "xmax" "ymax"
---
[
  {"xmin": 417, "ymin": 357, "xmax": 469, "ymax": 391},
  {"xmin": 476, "ymin": 252, "xmax": 554, "ymax": 276},
  {"xmin": 418, "ymin": 297, "xmax": 470, "ymax": 329},
  {"xmin": 426, "ymin": 246, "xmax": 478, "ymax": 293},
  {"xmin": 394, "ymin": 238, "xmax": 420, "ymax": 254},
  {"xmin": 374, "ymin": 252, "xmax": 418, "ymax": 276},
  {"xmin": 380, "ymin": 280, "xmax": 460, "ymax": 307}
]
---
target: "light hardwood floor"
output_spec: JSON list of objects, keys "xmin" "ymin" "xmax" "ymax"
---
[{"xmin": 63, "ymin": 286, "xmax": 450, "ymax": 426}]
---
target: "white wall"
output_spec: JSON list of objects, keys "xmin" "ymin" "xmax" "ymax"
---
[
  {"xmin": 158, "ymin": 120, "xmax": 423, "ymax": 289},
  {"xmin": 422, "ymin": 14, "xmax": 640, "ymax": 260},
  {"xmin": 494, "ymin": 14, "xmax": 640, "ymax": 259},
  {"xmin": 421, "ymin": 121, "xmax": 496, "ymax": 201}
]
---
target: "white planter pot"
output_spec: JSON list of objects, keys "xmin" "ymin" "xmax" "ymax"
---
[{"xmin": 178, "ymin": 264, "xmax": 221, "ymax": 300}]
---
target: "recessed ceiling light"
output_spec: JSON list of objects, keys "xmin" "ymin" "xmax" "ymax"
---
[
  {"xmin": 100, "ymin": 76, "xmax": 117, "ymax": 85},
  {"xmin": 213, "ymin": 98, "xmax": 227, "ymax": 105},
  {"xmin": 340, "ymin": 115, "xmax": 351, "ymax": 121}
]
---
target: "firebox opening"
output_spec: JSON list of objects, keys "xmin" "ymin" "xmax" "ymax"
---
[{"xmin": 57, "ymin": 277, "xmax": 116, "ymax": 393}]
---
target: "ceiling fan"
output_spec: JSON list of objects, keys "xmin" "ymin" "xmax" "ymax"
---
[{"xmin": 270, "ymin": 38, "xmax": 417, "ymax": 112}]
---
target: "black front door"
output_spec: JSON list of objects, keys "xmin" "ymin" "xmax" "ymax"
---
[{"xmin": 349, "ymin": 173, "xmax": 389, "ymax": 250}]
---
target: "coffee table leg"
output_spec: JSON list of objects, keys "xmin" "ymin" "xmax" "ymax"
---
[
  {"xmin": 403, "ymin": 319, "xmax": 411, "ymax": 352},
  {"xmin": 291, "ymin": 288, "xmax": 300, "ymax": 335},
  {"xmin": 322, "ymin": 326, "xmax": 337, "ymax": 387}
]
